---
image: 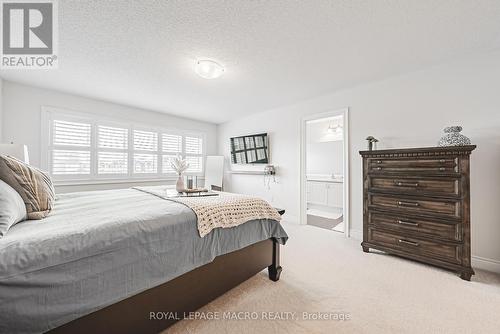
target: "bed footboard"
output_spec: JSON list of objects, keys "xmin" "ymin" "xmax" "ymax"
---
[{"xmin": 48, "ymin": 238, "xmax": 281, "ymax": 334}]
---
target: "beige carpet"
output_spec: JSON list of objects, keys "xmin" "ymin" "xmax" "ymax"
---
[{"xmin": 165, "ymin": 223, "xmax": 500, "ymax": 334}]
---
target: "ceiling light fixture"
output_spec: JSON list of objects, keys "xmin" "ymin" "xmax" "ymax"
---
[{"xmin": 195, "ymin": 59, "xmax": 225, "ymax": 79}]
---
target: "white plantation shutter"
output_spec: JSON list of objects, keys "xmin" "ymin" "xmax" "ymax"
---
[
  {"xmin": 97, "ymin": 125, "xmax": 128, "ymax": 175},
  {"xmin": 51, "ymin": 120, "xmax": 91, "ymax": 175},
  {"xmin": 185, "ymin": 156, "xmax": 202, "ymax": 173},
  {"xmin": 134, "ymin": 130, "xmax": 158, "ymax": 151},
  {"xmin": 185, "ymin": 136, "xmax": 203, "ymax": 174},
  {"xmin": 52, "ymin": 150, "xmax": 91, "ymax": 175},
  {"xmin": 98, "ymin": 152, "xmax": 128, "ymax": 174},
  {"xmin": 185, "ymin": 136, "xmax": 203, "ymax": 155},
  {"xmin": 161, "ymin": 134, "xmax": 182, "ymax": 175},
  {"xmin": 162, "ymin": 134, "xmax": 182, "ymax": 153},
  {"xmin": 98, "ymin": 126, "xmax": 128, "ymax": 149},
  {"xmin": 162, "ymin": 154, "xmax": 177, "ymax": 174},
  {"xmin": 132, "ymin": 130, "xmax": 158, "ymax": 174},
  {"xmin": 134, "ymin": 154, "xmax": 157, "ymax": 173},
  {"xmin": 53, "ymin": 120, "xmax": 91, "ymax": 147}
]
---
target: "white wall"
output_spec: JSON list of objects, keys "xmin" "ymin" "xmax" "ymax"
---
[
  {"xmin": 307, "ymin": 141, "xmax": 343, "ymax": 176},
  {"xmin": 0, "ymin": 78, "xmax": 3, "ymax": 140},
  {"xmin": 1, "ymin": 81, "xmax": 217, "ymax": 193},
  {"xmin": 306, "ymin": 119, "xmax": 343, "ymax": 176},
  {"xmin": 218, "ymin": 50, "xmax": 500, "ymax": 271}
]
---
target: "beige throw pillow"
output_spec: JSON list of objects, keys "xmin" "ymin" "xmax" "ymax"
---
[{"xmin": 0, "ymin": 155, "xmax": 55, "ymax": 219}]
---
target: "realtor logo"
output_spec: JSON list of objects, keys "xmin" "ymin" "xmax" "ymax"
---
[{"xmin": 1, "ymin": 0, "xmax": 58, "ymax": 69}]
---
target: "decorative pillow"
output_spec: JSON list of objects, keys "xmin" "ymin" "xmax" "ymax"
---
[
  {"xmin": 0, "ymin": 155, "xmax": 55, "ymax": 220},
  {"xmin": 0, "ymin": 179, "xmax": 27, "ymax": 237}
]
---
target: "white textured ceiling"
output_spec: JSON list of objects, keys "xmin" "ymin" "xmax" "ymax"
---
[{"xmin": 2, "ymin": 0, "xmax": 500, "ymax": 124}]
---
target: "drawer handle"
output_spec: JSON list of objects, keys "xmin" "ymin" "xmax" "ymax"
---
[
  {"xmin": 397, "ymin": 220, "xmax": 419, "ymax": 227},
  {"xmin": 438, "ymin": 167, "xmax": 446, "ymax": 171},
  {"xmin": 397, "ymin": 201, "xmax": 419, "ymax": 207},
  {"xmin": 394, "ymin": 181, "xmax": 419, "ymax": 188},
  {"xmin": 375, "ymin": 167, "xmax": 382, "ymax": 171},
  {"xmin": 398, "ymin": 239, "xmax": 420, "ymax": 247},
  {"xmin": 376, "ymin": 160, "xmax": 382, "ymax": 164},
  {"xmin": 439, "ymin": 159, "xmax": 446, "ymax": 163}
]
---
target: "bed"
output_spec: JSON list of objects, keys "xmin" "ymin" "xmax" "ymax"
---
[{"xmin": 0, "ymin": 187, "xmax": 288, "ymax": 334}]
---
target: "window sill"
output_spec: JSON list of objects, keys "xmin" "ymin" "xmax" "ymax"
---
[{"xmin": 53, "ymin": 177, "xmax": 204, "ymax": 187}]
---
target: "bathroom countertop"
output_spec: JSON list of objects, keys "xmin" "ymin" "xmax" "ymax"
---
[{"xmin": 307, "ymin": 175, "xmax": 344, "ymax": 183}]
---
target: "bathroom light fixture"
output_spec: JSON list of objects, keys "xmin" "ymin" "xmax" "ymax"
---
[
  {"xmin": 326, "ymin": 123, "xmax": 343, "ymax": 135},
  {"xmin": 195, "ymin": 59, "xmax": 224, "ymax": 79}
]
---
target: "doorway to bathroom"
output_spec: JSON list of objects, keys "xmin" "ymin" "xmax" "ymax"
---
[{"xmin": 300, "ymin": 108, "xmax": 349, "ymax": 235}]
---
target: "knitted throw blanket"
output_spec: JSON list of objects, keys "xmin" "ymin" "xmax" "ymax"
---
[{"xmin": 134, "ymin": 186, "xmax": 282, "ymax": 237}]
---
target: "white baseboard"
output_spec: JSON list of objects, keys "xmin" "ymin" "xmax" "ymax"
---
[
  {"xmin": 472, "ymin": 256, "xmax": 500, "ymax": 274},
  {"xmin": 348, "ymin": 229, "xmax": 500, "ymax": 274},
  {"xmin": 349, "ymin": 229, "xmax": 363, "ymax": 241}
]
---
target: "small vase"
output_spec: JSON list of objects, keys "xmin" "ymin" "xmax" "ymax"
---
[
  {"xmin": 176, "ymin": 175, "xmax": 185, "ymax": 192},
  {"xmin": 438, "ymin": 126, "xmax": 471, "ymax": 147}
]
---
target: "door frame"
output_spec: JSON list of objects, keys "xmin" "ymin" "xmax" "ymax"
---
[{"xmin": 299, "ymin": 108, "xmax": 350, "ymax": 237}]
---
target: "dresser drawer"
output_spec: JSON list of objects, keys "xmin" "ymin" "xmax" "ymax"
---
[
  {"xmin": 368, "ymin": 157, "xmax": 458, "ymax": 174},
  {"xmin": 368, "ymin": 176, "xmax": 460, "ymax": 197},
  {"xmin": 367, "ymin": 228, "xmax": 461, "ymax": 264},
  {"xmin": 368, "ymin": 211, "xmax": 461, "ymax": 241},
  {"xmin": 368, "ymin": 194, "xmax": 461, "ymax": 219}
]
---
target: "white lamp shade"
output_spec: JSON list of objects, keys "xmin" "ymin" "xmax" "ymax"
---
[{"xmin": 0, "ymin": 144, "xmax": 30, "ymax": 163}]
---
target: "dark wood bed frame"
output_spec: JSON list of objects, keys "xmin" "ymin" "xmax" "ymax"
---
[{"xmin": 48, "ymin": 238, "xmax": 282, "ymax": 334}]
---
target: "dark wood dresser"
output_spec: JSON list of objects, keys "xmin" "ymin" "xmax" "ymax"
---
[{"xmin": 360, "ymin": 146, "xmax": 476, "ymax": 280}]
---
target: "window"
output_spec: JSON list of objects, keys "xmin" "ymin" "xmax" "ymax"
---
[
  {"xmin": 185, "ymin": 136, "xmax": 203, "ymax": 173},
  {"xmin": 51, "ymin": 120, "xmax": 91, "ymax": 175},
  {"xmin": 97, "ymin": 125, "xmax": 128, "ymax": 175},
  {"xmin": 162, "ymin": 134, "xmax": 182, "ymax": 174},
  {"xmin": 42, "ymin": 108, "xmax": 205, "ymax": 183},
  {"xmin": 133, "ymin": 130, "xmax": 158, "ymax": 174}
]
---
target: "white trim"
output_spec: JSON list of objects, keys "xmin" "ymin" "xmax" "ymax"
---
[
  {"xmin": 53, "ymin": 177, "xmax": 205, "ymax": 187},
  {"xmin": 349, "ymin": 229, "xmax": 363, "ymax": 241},
  {"xmin": 472, "ymin": 255, "xmax": 500, "ymax": 274},
  {"xmin": 299, "ymin": 108, "xmax": 350, "ymax": 238},
  {"xmin": 344, "ymin": 109, "xmax": 350, "ymax": 237},
  {"xmin": 40, "ymin": 109, "xmax": 50, "ymax": 170},
  {"xmin": 226, "ymin": 170, "xmax": 266, "ymax": 175}
]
